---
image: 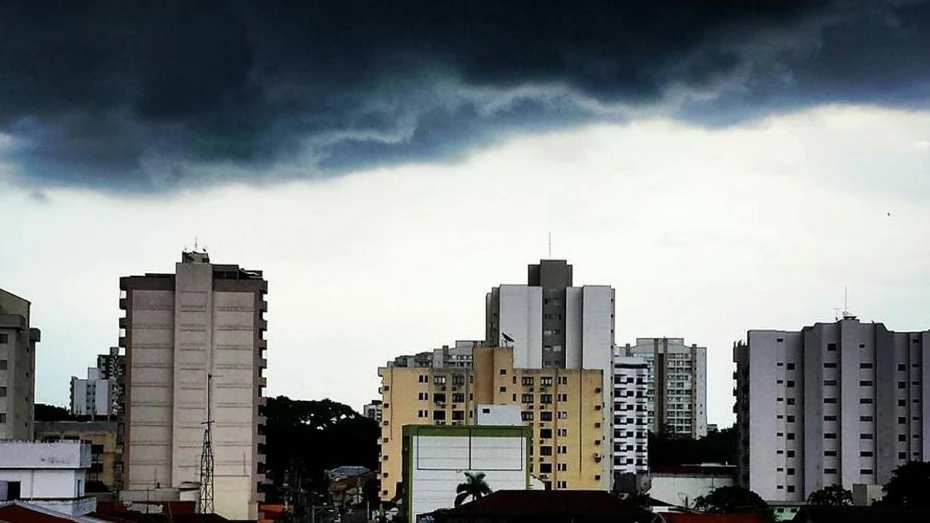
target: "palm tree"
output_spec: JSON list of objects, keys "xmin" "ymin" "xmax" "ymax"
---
[{"xmin": 454, "ymin": 472, "xmax": 492, "ymax": 507}]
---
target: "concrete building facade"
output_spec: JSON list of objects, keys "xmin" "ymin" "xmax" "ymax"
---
[
  {"xmin": 612, "ymin": 355, "xmax": 649, "ymax": 476},
  {"xmin": 378, "ymin": 346, "xmax": 606, "ymax": 501},
  {"xmin": 364, "ymin": 400, "xmax": 383, "ymax": 423},
  {"xmin": 403, "ymin": 425, "xmax": 530, "ymax": 522},
  {"xmin": 36, "ymin": 421, "xmax": 119, "ymax": 490},
  {"xmin": 621, "ymin": 338, "xmax": 707, "ymax": 439},
  {"xmin": 0, "ymin": 441, "xmax": 95, "ymax": 516},
  {"xmin": 118, "ymin": 251, "xmax": 267, "ymax": 520},
  {"xmin": 734, "ymin": 316, "xmax": 930, "ymax": 502},
  {"xmin": 70, "ymin": 368, "xmax": 112, "ymax": 418},
  {"xmin": 0, "ymin": 288, "xmax": 40, "ymax": 441}
]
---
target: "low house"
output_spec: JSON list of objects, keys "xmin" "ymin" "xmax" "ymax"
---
[
  {"xmin": 0, "ymin": 441, "xmax": 95, "ymax": 516},
  {"xmin": 430, "ymin": 490, "xmax": 653, "ymax": 523},
  {"xmin": 0, "ymin": 501, "xmax": 99, "ymax": 523},
  {"xmin": 648, "ymin": 465, "xmax": 736, "ymax": 509},
  {"xmin": 790, "ymin": 505, "xmax": 930, "ymax": 523}
]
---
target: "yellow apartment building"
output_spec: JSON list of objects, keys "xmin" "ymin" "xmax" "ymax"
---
[{"xmin": 378, "ymin": 346, "xmax": 605, "ymax": 502}]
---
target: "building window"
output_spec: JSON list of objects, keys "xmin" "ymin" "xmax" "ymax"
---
[
  {"xmin": 860, "ymin": 434, "xmax": 874, "ymax": 440},
  {"xmin": 899, "ymin": 417, "xmax": 907, "ymax": 424},
  {"xmin": 557, "ymin": 446, "xmax": 567, "ymax": 454},
  {"xmin": 786, "ymin": 363, "xmax": 795, "ymax": 370},
  {"xmin": 787, "ymin": 398, "xmax": 795, "ymax": 405},
  {"xmin": 522, "ymin": 411, "xmax": 534, "ymax": 421},
  {"xmin": 418, "ymin": 410, "xmax": 427, "ymax": 418},
  {"xmin": 825, "ymin": 433, "xmax": 837, "ymax": 439},
  {"xmin": 540, "ymin": 412, "xmax": 553, "ymax": 421},
  {"xmin": 899, "ymin": 452, "xmax": 907, "ymax": 460},
  {"xmin": 522, "ymin": 394, "xmax": 534, "ymax": 403},
  {"xmin": 860, "ymin": 451, "xmax": 873, "ymax": 457},
  {"xmin": 540, "ymin": 463, "xmax": 553, "ymax": 474},
  {"xmin": 787, "ymin": 468, "xmax": 795, "ymax": 475},
  {"xmin": 418, "ymin": 392, "xmax": 428, "ymax": 400},
  {"xmin": 860, "ymin": 398, "xmax": 873, "ymax": 404},
  {"xmin": 522, "ymin": 377, "xmax": 535, "ymax": 386},
  {"xmin": 899, "ymin": 399, "xmax": 907, "ymax": 407},
  {"xmin": 499, "ymin": 387, "xmax": 506, "ymax": 393},
  {"xmin": 500, "ymin": 369, "xmax": 507, "ymax": 375},
  {"xmin": 557, "ymin": 463, "xmax": 567, "ymax": 472},
  {"xmin": 787, "ymin": 433, "xmax": 795, "ymax": 440},
  {"xmin": 0, "ymin": 387, "xmax": 6, "ymax": 398},
  {"xmin": 434, "ymin": 376, "xmax": 446, "ymax": 385},
  {"xmin": 824, "ymin": 363, "xmax": 837, "ymax": 369},
  {"xmin": 787, "ymin": 415, "xmax": 795, "ymax": 422},
  {"xmin": 899, "ymin": 382, "xmax": 906, "ymax": 389},
  {"xmin": 860, "ymin": 380, "xmax": 873, "ymax": 387},
  {"xmin": 452, "ymin": 411, "xmax": 465, "ymax": 421},
  {"xmin": 787, "ymin": 380, "xmax": 795, "ymax": 388},
  {"xmin": 787, "ymin": 486, "xmax": 796, "ymax": 493},
  {"xmin": 899, "ymin": 435, "xmax": 907, "ymax": 442},
  {"xmin": 558, "ymin": 393, "xmax": 567, "ymax": 402},
  {"xmin": 824, "ymin": 380, "xmax": 837, "ymax": 386},
  {"xmin": 0, "ymin": 413, "xmax": 5, "ymax": 424},
  {"xmin": 557, "ymin": 428, "xmax": 567, "ymax": 437},
  {"xmin": 557, "ymin": 481, "xmax": 567, "ymax": 489},
  {"xmin": 825, "ymin": 468, "xmax": 837, "ymax": 474},
  {"xmin": 541, "ymin": 377, "xmax": 553, "ymax": 386},
  {"xmin": 861, "ymin": 416, "xmax": 874, "ymax": 422},
  {"xmin": 433, "ymin": 411, "xmax": 446, "ymax": 421},
  {"xmin": 824, "ymin": 398, "xmax": 837, "ymax": 404},
  {"xmin": 0, "ymin": 334, "xmax": 7, "ymax": 344},
  {"xmin": 558, "ymin": 376, "xmax": 568, "ymax": 385},
  {"xmin": 540, "ymin": 428, "xmax": 552, "ymax": 439},
  {"xmin": 860, "ymin": 363, "xmax": 874, "ymax": 369},
  {"xmin": 824, "ymin": 450, "xmax": 837, "ymax": 457},
  {"xmin": 540, "ymin": 446, "xmax": 553, "ymax": 456},
  {"xmin": 541, "ymin": 394, "xmax": 553, "ymax": 404},
  {"xmin": 898, "ymin": 364, "xmax": 907, "ymax": 371},
  {"xmin": 557, "ymin": 411, "xmax": 568, "ymax": 420},
  {"xmin": 861, "ymin": 469, "xmax": 874, "ymax": 475},
  {"xmin": 827, "ymin": 343, "xmax": 837, "ymax": 351},
  {"xmin": 787, "ymin": 450, "xmax": 795, "ymax": 458}
]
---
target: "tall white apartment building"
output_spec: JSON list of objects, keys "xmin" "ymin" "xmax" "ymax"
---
[
  {"xmin": 622, "ymin": 338, "xmax": 707, "ymax": 438},
  {"xmin": 734, "ymin": 315, "xmax": 930, "ymax": 502},
  {"xmin": 612, "ymin": 355, "xmax": 649, "ymax": 476},
  {"xmin": 0, "ymin": 288, "xmax": 40, "ymax": 441},
  {"xmin": 118, "ymin": 251, "xmax": 267, "ymax": 520},
  {"xmin": 485, "ymin": 260, "xmax": 616, "ymax": 489},
  {"xmin": 70, "ymin": 368, "xmax": 112, "ymax": 417}
]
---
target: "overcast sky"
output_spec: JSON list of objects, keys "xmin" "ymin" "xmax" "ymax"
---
[{"xmin": 2, "ymin": 1, "xmax": 930, "ymax": 426}]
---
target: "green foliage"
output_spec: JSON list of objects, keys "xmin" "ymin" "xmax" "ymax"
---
[
  {"xmin": 881, "ymin": 461, "xmax": 930, "ymax": 507},
  {"xmin": 454, "ymin": 472, "xmax": 492, "ymax": 507},
  {"xmin": 35, "ymin": 403, "xmax": 75, "ymax": 421},
  {"xmin": 807, "ymin": 484, "xmax": 852, "ymax": 506},
  {"xmin": 694, "ymin": 486, "xmax": 773, "ymax": 522},
  {"xmin": 263, "ymin": 396, "xmax": 380, "ymax": 501},
  {"xmin": 648, "ymin": 426, "xmax": 737, "ymax": 467}
]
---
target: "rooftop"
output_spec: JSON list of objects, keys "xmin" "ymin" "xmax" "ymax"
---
[{"xmin": 432, "ymin": 490, "xmax": 652, "ymax": 521}]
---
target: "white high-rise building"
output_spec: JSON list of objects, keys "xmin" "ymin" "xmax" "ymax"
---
[
  {"xmin": 70, "ymin": 368, "xmax": 112, "ymax": 417},
  {"xmin": 612, "ymin": 354, "xmax": 649, "ymax": 476},
  {"xmin": 734, "ymin": 315, "xmax": 930, "ymax": 502},
  {"xmin": 622, "ymin": 338, "xmax": 707, "ymax": 438},
  {"xmin": 0, "ymin": 288, "xmax": 40, "ymax": 441},
  {"xmin": 118, "ymin": 251, "xmax": 267, "ymax": 520},
  {"xmin": 485, "ymin": 260, "xmax": 616, "ymax": 489}
]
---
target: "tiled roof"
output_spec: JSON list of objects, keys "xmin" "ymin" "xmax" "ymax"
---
[
  {"xmin": 0, "ymin": 503, "xmax": 84, "ymax": 522},
  {"xmin": 793, "ymin": 505, "xmax": 930, "ymax": 523},
  {"xmin": 435, "ymin": 490, "xmax": 652, "ymax": 520},
  {"xmin": 661, "ymin": 513, "xmax": 766, "ymax": 523}
]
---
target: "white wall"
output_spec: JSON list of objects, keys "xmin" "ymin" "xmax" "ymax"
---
[
  {"xmin": 650, "ymin": 474, "xmax": 734, "ymax": 508},
  {"xmin": 410, "ymin": 434, "xmax": 527, "ymax": 520},
  {"xmin": 476, "ymin": 405, "xmax": 521, "ymax": 426},
  {"xmin": 0, "ymin": 442, "xmax": 90, "ymax": 505},
  {"xmin": 498, "ymin": 286, "xmax": 541, "ymax": 368}
]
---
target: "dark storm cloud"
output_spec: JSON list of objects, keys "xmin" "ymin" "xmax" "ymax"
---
[{"xmin": 1, "ymin": 0, "xmax": 928, "ymax": 192}]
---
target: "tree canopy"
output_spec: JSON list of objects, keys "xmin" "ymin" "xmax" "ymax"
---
[
  {"xmin": 694, "ymin": 486, "xmax": 773, "ymax": 522},
  {"xmin": 263, "ymin": 396, "xmax": 380, "ymax": 501},
  {"xmin": 807, "ymin": 485, "xmax": 852, "ymax": 506},
  {"xmin": 454, "ymin": 472, "xmax": 492, "ymax": 507},
  {"xmin": 881, "ymin": 461, "xmax": 930, "ymax": 507},
  {"xmin": 648, "ymin": 426, "xmax": 737, "ymax": 468}
]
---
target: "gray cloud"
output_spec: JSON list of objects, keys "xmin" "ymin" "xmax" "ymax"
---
[{"xmin": 1, "ymin": 0, "xmax": 929, "ymax": 192}]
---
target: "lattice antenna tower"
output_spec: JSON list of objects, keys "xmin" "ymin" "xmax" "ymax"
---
[{"xmin": 199, "ymin": 373, "xmax": 215, "ymax": 513}]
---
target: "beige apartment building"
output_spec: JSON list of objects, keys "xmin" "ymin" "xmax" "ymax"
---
[
  {"xmin": 0, "ymin": 288, "xmax": 40, "ymax": 441},
  {"xmin": 36, "ymin": 421, "xmax": 119, "ymax": 490},
  {"xmin": 378, "ymin": 346, "xmax": 605, "ymax": 501},
  {"xmin": 118, "ymin": 251, "xmax": 267, "ymax": 520}
]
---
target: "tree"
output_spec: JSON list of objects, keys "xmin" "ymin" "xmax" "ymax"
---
[
  {"xmin": 454, "ymin": 472, "xmax": 491, "ymax": 507},
  {"xmin": 648, "ymin": 426, "xmax": 737, "ymax": 468},
  {"xmin": 807, "ymin": 485, "xmax": 852, "ymax": 506},
  {"xmin": 262, "ymin": 396, "xmax": 380, "ymax": 503},
  {"xmin": 882, "ymin": 461, "xmax": 930, "ymax": 507},
  {"xmin": 35, "ymin": 403, "xmax": 75, "ymax": 422},
  {"xmin": 694, "ymin": 486, "xmax": 773, "ymax": 522}
]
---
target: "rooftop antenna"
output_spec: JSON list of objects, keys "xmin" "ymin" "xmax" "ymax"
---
[
  {"xmin": 199, "ymin": 373, "xmax": 215, "ymax": 514},
  {"xmin": 548, "ymin": 232, "xmax": 552, "ymax": 258},
  {"xmin": 194, "ymin": 236, "xmax": 199, "ymax": 251}
]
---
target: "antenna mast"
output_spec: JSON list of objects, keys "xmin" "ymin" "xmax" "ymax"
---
[
  {"xmin": 548, "ymin": 232, "xmax": 552, "ymax": 258},
  {"xmin": 199, "ymin": 373, "xmax": 215, "ymax": 514}
]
